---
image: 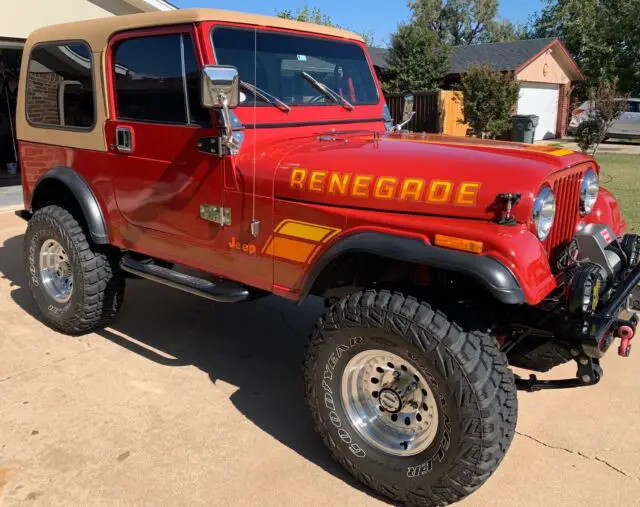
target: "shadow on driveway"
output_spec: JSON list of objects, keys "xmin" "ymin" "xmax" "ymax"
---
[{"xmin": 0, "ymin": 232, "xmax": 390, "ymax": 504}]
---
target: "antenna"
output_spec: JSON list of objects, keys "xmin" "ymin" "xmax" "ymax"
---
[{"xmin": 250, "ymin": 26, "xmax": 260, "ymax": 238}]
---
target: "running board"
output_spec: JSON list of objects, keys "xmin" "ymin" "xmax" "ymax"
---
[{"xmin": 120, "ymin": 256, "xmax": 250, "ymax": 303}]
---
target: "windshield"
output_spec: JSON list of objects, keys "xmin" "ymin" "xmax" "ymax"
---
[{"xmin": 211, "ymin": 27, "xmax": 379, "ymax": 107}]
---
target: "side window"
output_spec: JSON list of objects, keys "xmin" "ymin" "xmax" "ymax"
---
[
  {"xmin": 113, "ymin": 33, "xmax": 209, "ymax": 125},
  {"xmin": 629, "ymin": 101, "xmax": 640, "ymax": 114},
  {"xmin": 183, "ymin": 36, "xmax": 210, "ymax": 125},
  {"xmin": 26, "ymin": 42, "xmax": 94, "ymax": 129}
]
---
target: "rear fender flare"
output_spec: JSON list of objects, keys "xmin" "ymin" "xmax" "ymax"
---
[
  {"xmin": 300, "ymin": 232, "xmax": 525, "ymax": 305},
  {"xmin": 31, "ymin": 167, "xmax": 108, "ymax": 244}
]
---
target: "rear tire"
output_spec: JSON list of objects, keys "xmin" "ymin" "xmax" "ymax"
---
[
  {"xmin": 24, "ymin": 205, "xmax": 125, "ymax": 334},
  {"xmin": 304, "ymin": 290, "xmax": 517, "ymax": 506}
]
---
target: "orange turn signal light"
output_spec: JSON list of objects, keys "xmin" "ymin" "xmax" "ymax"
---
[{"xmin": 434, "ymin": 234, "xmax": 484, "ymax": 254}]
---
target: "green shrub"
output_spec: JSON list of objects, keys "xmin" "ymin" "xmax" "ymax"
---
[
  {"xmin": 460, "ymin": 65, "xmax": 520, "ymax": 138},
  {"xmin": 576, "ymin": 119, "xmax": 604, "ymax": 153}
]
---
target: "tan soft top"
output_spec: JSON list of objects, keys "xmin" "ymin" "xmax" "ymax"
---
[
  {"xmin": 26, "ymin": 8, "xmax": 363, "ymax": 50},
  {"xmin": 17, "ymin": 8, "xmax": 363, "ymax": 152}
]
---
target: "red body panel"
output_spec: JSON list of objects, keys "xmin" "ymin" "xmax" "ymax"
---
[{"xmin": 19, "ymin": 21, "xmax": 628, "ymax": 305}]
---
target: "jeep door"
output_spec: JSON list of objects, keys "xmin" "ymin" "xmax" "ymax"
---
[{"xmin": 106, "ymin": 27, "xmax": 230, "ymax": 267}]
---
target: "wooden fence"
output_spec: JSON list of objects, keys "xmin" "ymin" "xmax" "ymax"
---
[
  {"xmin": 384, "ymin": 90, "xmax": 470, "ymax": 137},
  {"xmin": 384, "ymin": 92, "xmax": 440, "ymax": 133},
  {"xmin": 440, "ymin": 90, "xmax": 470, "ymax": 137}
]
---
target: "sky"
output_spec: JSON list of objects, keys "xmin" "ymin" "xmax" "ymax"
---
[{"xmin": 173, "ymin": 0, "xmax": 545, "ymax": 46}]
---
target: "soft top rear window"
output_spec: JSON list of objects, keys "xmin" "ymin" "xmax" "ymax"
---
[
  {"xmin": 211, "ymin": 27, "xmax": 379, "ymax": 107},
  {"xmin": 26, "ymin": 41, "xmax": 95, "ymax": 130}
]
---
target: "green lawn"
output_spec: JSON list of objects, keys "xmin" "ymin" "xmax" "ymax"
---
[{"xmin": 597, "ymin": 154, "xmax": 640, "ymax": 232}]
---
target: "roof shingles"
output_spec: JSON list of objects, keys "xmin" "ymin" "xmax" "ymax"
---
[
  {"xmin": 449, "ymin": 38, "xmax": 556, "ymax": 74},
  {"xmin": 370, "ymin": 37, "xmax": 558, "ymax": 75}
]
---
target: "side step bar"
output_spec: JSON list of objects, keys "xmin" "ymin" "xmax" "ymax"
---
[{"xmin": 120, "ymin": 255, "xmax": 250, "ymax": 303}]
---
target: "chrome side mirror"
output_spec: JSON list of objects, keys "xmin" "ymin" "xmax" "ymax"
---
[
  {"xmin": 395, "ymin": 94, "xmax": 416, "ymax": 132},
  {"xmin": 201, "ymin": 65, "xmax": 239, "ymax": 109},
  {"xmin": 201, "ymin": 65, "xmax": 240, "ymax": 151}
]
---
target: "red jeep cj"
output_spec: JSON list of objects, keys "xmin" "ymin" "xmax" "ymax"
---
[{"xmin": 15, "ymin": 8, "xmax": 640, "ymax": 506}]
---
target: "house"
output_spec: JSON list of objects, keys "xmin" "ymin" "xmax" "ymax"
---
[
  {"xmin": 0, "ymin": 0, "xmax": 176, "ymax": 178},
  {"xmin": 370, "ymin": 38, "xmax": 584, "ymax": 141}
]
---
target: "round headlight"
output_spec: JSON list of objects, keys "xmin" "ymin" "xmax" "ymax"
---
[
  {"xmin": 580, "ymin": 169, "xmax": 599, "ymax": 215},
  {"xmin": 532, "ymin": 186, "xmax": 556, "ymax": 241}
]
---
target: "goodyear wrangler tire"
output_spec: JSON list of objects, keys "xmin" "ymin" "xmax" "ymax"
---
[
  {"xmin": 24, "ymin": 205, "xmax": 124, "ymax": 334},
  {"xmin": 304, "ymin": 290, "xmax": 517, "ymax": 506}
]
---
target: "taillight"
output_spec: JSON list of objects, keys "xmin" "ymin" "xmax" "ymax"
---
[{"xmin": 572, "ymin": 108, "xmax": 585, "ymax": 117}]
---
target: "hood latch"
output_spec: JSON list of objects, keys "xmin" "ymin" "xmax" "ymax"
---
[{"xmin": 496, "ymin": 193, "xmax": 522, "ymax": 225}]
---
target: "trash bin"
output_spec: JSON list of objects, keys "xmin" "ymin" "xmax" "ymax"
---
[{"xmin": 511, "ymin": 115, "xmax": 539, "ymax": 144}]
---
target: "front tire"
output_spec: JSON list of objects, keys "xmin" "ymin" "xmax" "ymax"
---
[
  {"xmin": 304, "ymin": 290, "xmax": 517, "ymax": 506},
  {"xmin": 24, "ymin": 205, "xmax": 125, "ymax": 334}
]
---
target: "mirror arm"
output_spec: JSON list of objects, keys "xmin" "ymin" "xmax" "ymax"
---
[
  {"xmin": 218, "ymin": 93, "xmax": 239, "ymax": 153},
  {"xmin": 394, "ymin": 111, "xmax": 416, "ymax": 132}
]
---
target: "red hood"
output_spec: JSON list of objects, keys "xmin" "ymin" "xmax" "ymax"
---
[{"xmin": 269, "ymin": 132, "xmax": 595, "ymax": 221}]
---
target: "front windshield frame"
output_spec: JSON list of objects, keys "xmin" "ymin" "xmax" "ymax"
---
[{"xmin": 210, "ymin": 25, "xmax": 380, "ymax": 108}]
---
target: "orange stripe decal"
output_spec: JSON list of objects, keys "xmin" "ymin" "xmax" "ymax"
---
[
  {"xmin": 263, "ymin": 219, "xmax": 342, "ymax": 263},
  {"xmin": 265, "ymin": 237, "xmax": 317, "ymax": 263}
]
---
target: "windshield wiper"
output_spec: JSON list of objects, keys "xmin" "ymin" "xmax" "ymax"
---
[
  {"xmin": 301, "ymin": 71, "xmax": 354, "ymax": 111},
  {"xmin": 240, "ymin": 81, "xmax": 291, "ymax": 113}
]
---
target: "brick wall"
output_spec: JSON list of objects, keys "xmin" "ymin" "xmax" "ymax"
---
[
  {"xmin": 27, "ymin": 72, "xmax": 64, "ymax": 125},
  {"xmin": 556, "ymin": 84, "xmax": 571, "ymax": 138}
]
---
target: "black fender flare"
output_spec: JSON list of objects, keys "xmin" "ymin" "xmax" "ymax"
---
[
  {"xmin": 300, "ymin": 232, "xmax": 525, "ymax": 305},
  {"xmin": 32, "ymin": 167, "xmax": 108, "ymax": 244}
]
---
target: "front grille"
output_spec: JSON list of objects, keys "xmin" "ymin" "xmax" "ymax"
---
[{"xmin": 545, "ymin": 167, "xmax": 585, "ymax": 263}]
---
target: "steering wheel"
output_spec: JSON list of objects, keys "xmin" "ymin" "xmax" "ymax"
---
[{"xmin": 309, "ymin": 95, "xmax": 330, "ymax": 104}]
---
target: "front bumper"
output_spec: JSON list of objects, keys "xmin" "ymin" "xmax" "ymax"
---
[
  {"xmin": 515, "ymin": 263, "xmax": 639, "ymax": 392},
  {"xmin": 581, "ymin": 264, "xmax": 640, "ymax": 358}
]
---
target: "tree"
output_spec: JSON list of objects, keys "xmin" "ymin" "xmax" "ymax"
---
[
  {"xmin": 382, "ymin": 23, "xmax": 451, "ymax": 93},
  {"xmin": 486, "ymin": 19, "xmax": 529, "ymax": 43},
  {"xmin": 460, "ymin": 65, "xmax": 520, "ymax": 138},
  {"xmin": 409, "ymin": 0, "xmax": 526, "ymax": 45},
  {"xmin": 276, "ymin": 6, "xmax": 376, "ymax": 46},
  {"xmin": 277, "ymin": 6, "xmax": 335, "ymax": 26},
  {"xmin": 531, "ymin": 0, "xmax": 640, "ymax": 96},
  {"xmin": 575, "ymin": 79, "xmax": 628, "ymax": 156}
]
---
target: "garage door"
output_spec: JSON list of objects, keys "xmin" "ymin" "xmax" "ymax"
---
[{"xmin": 517, "ymin": 83, "xmax": 559, "ymax": 141}]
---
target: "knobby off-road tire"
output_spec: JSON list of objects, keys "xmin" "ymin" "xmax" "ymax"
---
[
  {"xmin": 24, "ymin": 205, "xmax": 124, "ymax": 334},
  {"xmin": 304, "ymin": 290, "xmax": 517, "ymax": 506}
]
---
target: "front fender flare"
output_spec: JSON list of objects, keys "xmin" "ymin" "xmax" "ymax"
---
[
  {"xmin": 300, "ymin": 232, "xmax": 525, "ymax": 305},
  {"xmin": 32, "ymin": 167, "xmax": 108, "ymax": 244}
]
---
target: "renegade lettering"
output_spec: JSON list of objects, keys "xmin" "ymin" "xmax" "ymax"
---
[{"xmin": 289, "ymin": 168, "xmax": 481, "ymax": 206}]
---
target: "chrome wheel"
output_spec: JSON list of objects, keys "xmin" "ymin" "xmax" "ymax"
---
[
  {"xmin": 341, "ymin": 349, "xmax": 439, "ymax": 457},
  {"xmin": 39, "ymin": 239, "xmax": 73, "ymax": 303}
]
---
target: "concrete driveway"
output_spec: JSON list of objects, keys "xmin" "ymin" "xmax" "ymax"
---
[
  {"xmin": 0, "ymin": 186, "xmax": 22, "ymax": 211},
  {"xmin": 1, "ymin": 209, "xmax": 639, "ymax": 506}
]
